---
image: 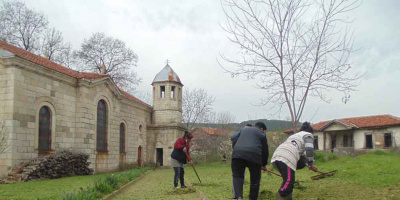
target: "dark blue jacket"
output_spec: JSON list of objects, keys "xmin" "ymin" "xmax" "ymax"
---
[{"xmin": 232, "ymin": 127, "xmax": 269, "ymax": 166}]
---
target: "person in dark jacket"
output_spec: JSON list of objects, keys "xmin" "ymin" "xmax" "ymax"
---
[
  {"xmin": 170, "ymin": 131, "xmax": 193, "ymax": 188},
  {"xmin": 231, "ymin": 122, "xmax": 269, "ymax": 200}
]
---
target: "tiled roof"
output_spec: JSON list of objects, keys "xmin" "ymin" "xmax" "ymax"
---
[
  {"xmin": 0, "ymin": 41, "xmax": 151, "ymax": 108},
  {"xmin": 312, "ymin": 115, "xmax": 400, "ymax": 131},
  {"xmin": 119, "ymin": 90, "xmax": 152, "ymax": 108},
  {"xmin": 0, "ymin": 40, "xmax": 108, "ymax": 80}
]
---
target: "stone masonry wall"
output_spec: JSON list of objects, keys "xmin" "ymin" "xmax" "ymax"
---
[
  {"xmin": 1, "ymin": 58, "xmax": 78, "ymax": 175},
  {"xmin": 0, "ymin": 57, "xmax": 153, "ymax": 176},
  {"xmin": 0, "ymin": 58, "xmax": 15, "ymax": 177},
  {"xmin": 75, "ymin": 82, "xmax": 152, "ymax": 173}
]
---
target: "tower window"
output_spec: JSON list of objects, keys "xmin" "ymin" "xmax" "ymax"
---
[
  {"xmin": 171, "ymin": 86, "xmax": 175, "ymax": 99},
  {"xmin": 160, "ymin": 86, "xmax": 165, "ymax": 98}
]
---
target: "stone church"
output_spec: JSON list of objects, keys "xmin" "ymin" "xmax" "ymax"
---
[{"xmin": 0, "ymin": 41, "xmax": 186, "ymax": 177}]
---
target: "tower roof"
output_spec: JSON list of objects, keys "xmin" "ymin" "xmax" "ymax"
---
[{"xmin": 152, "ymin": 64, "xmax": 182, "ymax": 85}]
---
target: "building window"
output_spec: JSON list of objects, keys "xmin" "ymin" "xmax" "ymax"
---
[
  {"xmin": 365, "ymin": 134, "xmax": 373, "ymax": 149},
  {"xmin": 38, "ymin": 106, "xmax": 51, "ymax": 151},
  {"xmin": 160, "ymin": 86, "xmax": 165, "ymax": 98},
  {"xmin": 314, "ymin": 136, "xmax": 319, "ymax": 150},
  {"xmin": 350, "ymin": 134, "xmax": 354, "ymax": 147},
  {"xmin": 97, "ymin": 100, "xmax": 108, "ymax": 152},
  {"xmin": 120, "ymin": 123, "xmax": 126, "ymax": 153},
  {"xmin": 384, "ymin": 133, "xmax": 392, "ymax": 148},
  {"xmin": 343, "ymin": 134, "xmax": 349, "ymax": 147},
  {"xmin": 171, "ymin": 86, "xmax": 175, "ymax": 99},
  {"xmin": 178, "ymin": 87, "xmax": 181, "ymax": 101}
]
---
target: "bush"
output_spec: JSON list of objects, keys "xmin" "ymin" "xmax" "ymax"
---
[
  {"xmin": 104, "ymin": 175, "xmax": 120, "ymax": 190},
  {"xmin": 314, "ymin": 151, "xmax": 338, "ymax": 163},
  {"xmin": 62, "ymin": 187, "xmax": 100, "ymax": 200},
  {"xmin": 370, "ymin": 150, "xmax": 392, "ymax": 155},
  {"xmin": 28, "ymin": 150, "xmax": 93, "ymax": 181},
  {"xmin": 93, "ymin": 179, "xmax": 113, "ymax": 194},
  {"xmin": 62, "ymin": 167, "xmax": 149, "ymax": 200}
]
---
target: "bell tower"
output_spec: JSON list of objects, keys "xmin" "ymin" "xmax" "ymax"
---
[
  {"xmin": 151, "ymin": 64, "xmax": 183, "ymax": 125},
  {"xmin": 147, "ymin": 63, "xmax": 186, "ymax": 167}
]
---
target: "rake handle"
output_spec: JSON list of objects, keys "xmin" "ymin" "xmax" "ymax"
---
[{"xmin": 184, "ymin": 150, "xmax": 202, "ymax": 183}]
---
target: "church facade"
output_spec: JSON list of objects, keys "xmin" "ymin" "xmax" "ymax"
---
[{"xmin": 0, "ymin": 41, "xmax": 185, "ymax": 177}]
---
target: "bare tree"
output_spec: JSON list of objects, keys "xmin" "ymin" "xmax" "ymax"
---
[
  {"xmin": 0, "ymin": 1, "xmax": 48, "ymax": 51},
  {"xmin": 182, "ymin": 88, "xmax": 215, "ymax": 129},
  {"xmin": 0, "ymin": 121, "xmax": 9, "ymax": 155},
  {"xmin": 220, "ymin": 0, "xmax": 362, "ymax": 132},
  {"xmin": 133, "ymin": 90, "xmax": 153, "ymax": 106},
  {"xmin": 74, "ymin": 32, "xmax": 140, "ymax": 92},
  {"xmin": 40, "ymin": 28, "xmax": 73, "ymax": 67}
]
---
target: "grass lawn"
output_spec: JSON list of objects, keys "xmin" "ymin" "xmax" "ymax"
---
[
  {"xmin": 186, "ymin": 151, "xmax": 400, "ymax": 200},
  {"xmin": 0, "ymin": 168, "xmax": 148, "ymax": 200},
  {"xmin": 112, "ymin": 169, "xmax": 202, "ymax": 200},
  {"xmin": 2, "ymin": 151, "xmax": 400, "ymax": 200}
]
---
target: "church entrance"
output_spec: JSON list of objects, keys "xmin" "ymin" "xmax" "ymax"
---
[{"xmin": 156, "ymin": 148, "xmax": 163, "ymax": 167}]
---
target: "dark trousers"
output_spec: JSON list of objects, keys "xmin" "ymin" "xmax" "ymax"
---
[
  {"xmin": 173, "ymin": 167, "xmax": 185, "ymax": 187},
  {"xmin": 274, "ymin": 161, "xmax": 295, "ymax": 197},
  {"xmin": 231, "ymin": 158, "xmax": 261, "ymax": 200}
]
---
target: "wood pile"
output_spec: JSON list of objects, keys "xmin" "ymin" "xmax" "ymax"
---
[{"xmin": 27, "ymin": 150, "xmax": 93, "ymax": 181}]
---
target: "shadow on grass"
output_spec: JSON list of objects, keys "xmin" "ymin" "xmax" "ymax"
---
[
  {"xmin": 294, "ymin": 181, "xmax": 307, "ymax": 191},
  {"xmin": 192, "ymin": 182, "xmax": 220, "ymax": 187},
  {"xmin": 165, "ymin": 187, "xmax": 196, "ymax": 195},
  {"xmin": 258, "ymin": 190, "xmax": 274, "ymax": 200}
]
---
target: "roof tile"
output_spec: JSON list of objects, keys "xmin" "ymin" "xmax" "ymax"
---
[
  {"xmin": 0, "ymin": 41, "xmax": 151, "ymax": 108},
  {"xmin": 312, "ymin": 115, "xmax": 400, "ymax": 131}
]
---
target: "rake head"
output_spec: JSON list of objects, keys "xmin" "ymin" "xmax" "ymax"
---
[{"xmin": 311, "ymin": 170, "xmax": 338, "ymax": 180}]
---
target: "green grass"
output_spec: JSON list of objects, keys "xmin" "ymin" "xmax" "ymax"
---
[
  {"xmin": 112, "ymin": 168, "xmax": 201, "ymax": 200},
  {"xmin": 0, "ymin": 168, "xmax": 149, "ymax": 200},
  {"xmin": 186, "ymin": 151, "xmax": 400, "ymax": 200},
  {"xmin": 2, "ymin": 152, "xmax": 400, "ymax": 200}
]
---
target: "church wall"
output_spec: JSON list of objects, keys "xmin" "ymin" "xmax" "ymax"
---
[
  {"xmin": 0, "ymin": 52, "xmax": 186, "ymax": 177},
  {"xmin": 4, "ymin": 60, "xmax": 78, "ymax": 173},
  {"xmin": 0, "ymin": 57, "xmax": 154, "ymax": 176},
  {"xmin": 0, "ymin": 59, "xmax": 16, "ymax": 177},
  {"xmin": 147, "ymin": 125, "xmax": 185, "ymax": 167},
  {"xmin": 74, "ymin": 82, "xmax": 152, "ymax": 173}
]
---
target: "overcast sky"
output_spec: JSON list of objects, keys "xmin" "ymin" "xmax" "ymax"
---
[{"xmin": 19, "ymin": 0, "xmax": 400, "ymax": 123}]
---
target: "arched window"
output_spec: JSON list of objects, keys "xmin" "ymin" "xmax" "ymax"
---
[
  {"xmin": 38, "ymin": 106, "xmax": 51, "ymax": 151},
  {"xmin": 120, "ymin": 123, "xmax": 126, "ymax": 153},
  {"xmin": 97, "ymin": 100, "xmax": 108, "ymax": 152}
]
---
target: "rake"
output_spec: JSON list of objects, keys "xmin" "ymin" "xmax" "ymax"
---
[
  {"xmin": 184, "ymin": 151, "xmax": 202, "ymax": 183},
  {"xmin": 311, "ymin": 170, "xmax": 338, "ymax": 180}
]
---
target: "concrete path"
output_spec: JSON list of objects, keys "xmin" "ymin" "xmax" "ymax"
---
[{"xmin": 110, "ymin": 169, "xmax": 204, "ymax": 200}]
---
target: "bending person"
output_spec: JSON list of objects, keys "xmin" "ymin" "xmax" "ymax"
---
[
  {"xmin": 271, "ymin": 122, "xmax": 318, "ymax": 200},
  {"xmin": 170, "ymin": 131, "xmax": 193, "ymax": 189},
  {"xmin": 231, "ymin": 122, "xmax": 268, "ymax": 200}
]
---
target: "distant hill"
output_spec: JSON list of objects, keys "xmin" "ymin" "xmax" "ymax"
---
[
  {"xmin": 238, "ymin": 119, "xmax": 294, "ymax": 132},
  {"xmin": 194, "ymin": 119, "xmax": 294, "ymax": 132}
]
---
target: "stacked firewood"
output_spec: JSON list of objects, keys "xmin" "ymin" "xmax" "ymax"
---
[{"xmin": 27, "ymin": 150, "xmax": 93, "ymax": 180}]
